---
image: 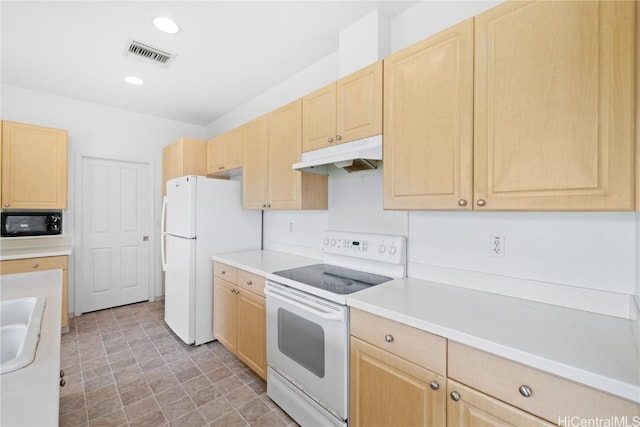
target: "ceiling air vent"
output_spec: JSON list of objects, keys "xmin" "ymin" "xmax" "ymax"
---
[{"xmin": 124, "ymin": 39, "xmax": 175, "ymax": 68}]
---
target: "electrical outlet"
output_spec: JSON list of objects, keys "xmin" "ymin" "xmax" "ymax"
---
[{"xmin": 490, "ymin": 235, "xmax": 505, "ymax": 258}]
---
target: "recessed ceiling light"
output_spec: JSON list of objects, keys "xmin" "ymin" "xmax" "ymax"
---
[
  {"xmin": 153, "ymin": 16, "xmax": 180, "ymax": 34},
  {"xmin": 124, "ymin": 76, "xmax": 144, "ymax": 86}
]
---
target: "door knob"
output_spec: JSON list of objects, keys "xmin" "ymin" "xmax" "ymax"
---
[{"xmin": 143, "ymin": 236, "xmax": 149, "ymax": 241}]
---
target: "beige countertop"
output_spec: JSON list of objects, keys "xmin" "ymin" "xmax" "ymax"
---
[{"xmin": 0, "ymin": 269, "xmax": 63, "ymax": 426}]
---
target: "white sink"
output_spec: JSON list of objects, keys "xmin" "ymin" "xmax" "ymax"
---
[{"xmin": 1, "ymin": 297, "xmax": 46, "ymax": 375}]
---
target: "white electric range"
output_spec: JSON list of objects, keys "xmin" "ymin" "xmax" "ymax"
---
[{"xmin": 265, "ymin": 231, "xmax": 406, "ymax": 427}]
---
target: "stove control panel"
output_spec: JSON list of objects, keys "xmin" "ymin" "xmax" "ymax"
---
[{"xmin": 322, "ymin": 231, "xmax": 406, "ymax": 265}]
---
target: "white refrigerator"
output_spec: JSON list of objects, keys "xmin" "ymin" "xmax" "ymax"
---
[{"xmin": 161, "ymin": 175, "xmax": 261, "ymax": 345}]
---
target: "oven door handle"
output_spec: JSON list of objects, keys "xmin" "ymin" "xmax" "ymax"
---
[{"xmin": 265, "ymin": 287, "xmax": 344, "ymax": 321}]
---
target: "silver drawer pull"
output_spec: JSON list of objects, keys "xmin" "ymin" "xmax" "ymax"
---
[
  {"xmin": 220, "ymin": 270, "xmax": 225, "ymax": 275},
  {"xmin": 519, "ymin": 385, "xmax": 532, "ymax": 398},
  {"xmin": 450, "ymin": 391, "xmax": 460, "ymax": 401},
  {"xmin": 32, "ymin": 264, "xmax": 39, "ymax": 269},
  {"xmin": 429, "ymin": 381, "xmax": 439, "ymax": 391},
  {"xmin": 60, "ymin": 378, "xmax": 66, "ymax": 387},
  {"xmin": 246, "ymin": 280, "xmax": 252, "ymax": 285},
  {"xmin": 384, "ymin": 334, "xmax": 394, "ymax": 343}
]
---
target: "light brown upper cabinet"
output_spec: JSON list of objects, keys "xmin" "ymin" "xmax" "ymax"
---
[
  {"xmin": 162, "ymin": 137, "xmax": 206, "ymax": 195},
  {"xmin": 242, "ymin": 115, "xmax": 270, "ymax": 209},
  {"xmin": 474, "ymin": 0, "xmax": 636, "ymax": 211},
  {"xmin": 385, "ymin": 0, "xmax": 637, "ymax": 211},
  {"xmin": 1, "ymin": 121, "xmax": 68, "ymax": 209},
  {"xmin": 383, "ymin": 19, "xmax": 474, "ymax": 210},
  {"xmin": 302, "ymin": 61, "xmax": 383, "ymax": 153},
  {"xmin": 206, "ymin": 127, "xmax": 243, "ymax": 176},
  {"xmin": 243, "ymin": 102, "xmax": 328, "ymax": 210}
]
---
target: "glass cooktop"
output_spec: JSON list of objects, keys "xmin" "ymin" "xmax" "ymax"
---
[{"xmin": 272, "ymin": 264, "xmax": 392, "ymax": 295}]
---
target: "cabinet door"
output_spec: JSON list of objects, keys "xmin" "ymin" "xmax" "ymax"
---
[
  {"xmin": 268, "ymin": 100, "xmax": 303, "ymax": 209},
  {"xmin": 242, "ymin": 115, "xmax": 269, "ymax": 209},
  {"xmin": 163, "ymin": 137, "xmax": 205, "ymax": 194},
  {"xmin": 206, "ymin": 135, "xmax": 223, "ymax": 175},
  {"xmin": 222, "ymin": 127, "xmax": 243, "ymax": 171},
  {"xmin": 474, "ymin": 1, "xmax": 636, "ymax": 211},
  {"xmin": 337, "ymin": 61, "xmax": 383, "ymax": 144},
  {"xmin": 383, "ymin": 20, "xmax": 474, "ymax": 210},
  {"xmin": 447, "ymin": 380, "xmax": 553, "ymax": 427},
  {"xmin": 350, "ymin": 337, "xmax": 446, "ymax": 427},
  {"xmin": 1, "ymin": 121, "xmax": 68, "ymax": 209},
  {"xmin": 302, "ymin": 83, "xmax": 336, "ymax": 153},
  {"xmin": 213, "ymin": 278, "xmax": 236, "ymax": 352},
  {"xmin": 236, "ymin": 289, "xmax": 266, "ymax": 380}
]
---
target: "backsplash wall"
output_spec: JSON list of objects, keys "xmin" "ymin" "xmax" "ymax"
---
[{"xmin": 262, "ymin": 165, "xmax": 638, "ymax": 318}]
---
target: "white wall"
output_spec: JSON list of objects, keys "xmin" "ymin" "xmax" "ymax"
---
[{"xmin": 1, "ymin": 84, "xmax": 205, "ymax": 313}]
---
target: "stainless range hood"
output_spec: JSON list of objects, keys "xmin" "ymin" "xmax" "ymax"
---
[{"xmin": 292, "ymin": 135, "xmax": 382, "ymax": 174}]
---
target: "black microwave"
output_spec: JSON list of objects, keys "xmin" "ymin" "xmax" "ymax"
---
[{"xmin": 1, "ymin": 211, "xmax": 62, "ymax": 237}]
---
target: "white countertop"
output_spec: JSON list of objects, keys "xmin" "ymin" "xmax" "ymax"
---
[
  {"xmin": 210, "ymin": 250, "xmax": 639, "ymax": 404},
  {"xmin": 211, "ymin": 249, "xmax": 321, "ymax": 276},
  {"xmin": 0, "ymin": 245, "xmax": 72, "ymax": 261},
  {"xmin": 347, "ymin": 278, "xmax": 640, "ymax": 404},
  {"xmin": 1, "ymin": 269, "xmax": 63, "ymax": 426}
]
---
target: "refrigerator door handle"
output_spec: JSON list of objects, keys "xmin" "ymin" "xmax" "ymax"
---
[
  {"xmin": 161, "ymin": 196, "xmax": 168, "ymax": 234},
  {"xmin": 161, "ymin": 197, "xmax": 168, "ymax": 272}
]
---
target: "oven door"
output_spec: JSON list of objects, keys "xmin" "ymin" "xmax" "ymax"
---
[{"xmin": 265, "ymin": 280, "xmax": 348, "ymax": 421}]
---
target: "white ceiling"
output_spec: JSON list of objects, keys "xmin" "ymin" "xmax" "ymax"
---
[{"xmin": 1, "ymin": 1, "xmax": 417, "ymax": 126}]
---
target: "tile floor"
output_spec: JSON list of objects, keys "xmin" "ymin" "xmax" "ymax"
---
[{"xmin": 59, "ymin": 300, "xmax": 297, "ymax": 427}]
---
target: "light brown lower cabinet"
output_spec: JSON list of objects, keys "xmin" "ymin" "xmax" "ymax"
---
[
  {"xmin": 213, "ymin": 262, "xmax": 266, "ymax": 380},
  {"xmin": 349, "ymin": 309, "xmax": 447, "ymax": 427},
  {"xmin": 446, "ymin": 380, "xmax": 553, "ymax": 427},
  {"xmin": 350, "ymin": 336, "xmax": 446, "ymax": 427},
  {"xmin": 1, "ymin": 256, "xmax": 69, "ymax": 331}
]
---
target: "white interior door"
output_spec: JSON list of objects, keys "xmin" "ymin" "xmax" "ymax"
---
[{"xmin": 81, "ymin": 157, "xmax": 151, "ymax": 312}]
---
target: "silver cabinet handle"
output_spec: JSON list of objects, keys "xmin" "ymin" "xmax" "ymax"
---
[
  {"xmin": 32, "ymin": 264, "xmax": 39, "ymax": 269},
  {"xmin": 519, "ymin": 385, "xmax": 532, "ymax": 398},
  {"xmin": 476, "ymin": 199, "xmax": 486, "ymax": 207},
  {"xmin": 429, "ymin": 381, "xmax": 439, "ymax": 391},
  {"xmin": 336, "ymin": 135, "xmax": 342, "ymax": 141},
  {"xmin": 60, "ymin": 378, "xmax": 66, "ymax": 387},
  {"xmin": 328, "ymin": 137, "xmax": 334, "ymax": 143},
  {"xmin": 4, "ymin": 203, "xmax": 9, "ymax": 207},
  {"xmin": 384, "ymin": 334, "xmax": 394, "ymax": 343},
  {"xmin": 450, "ymin": 391, "xmax": 461, "ymax": 401},
  {"xmin": 458, "ymin": 199, "xmax": 467, "ymax": 207},
  {"xmin": 220, "ymin": 270, "xmax": 225, "ymax": 275},
  {"xmin": 246, "ymin": 280, "xmax": 252, "ymax": 286},
  {"xmin": 60, "ymin": 369, "xmax": 65, "ymax": 378}
]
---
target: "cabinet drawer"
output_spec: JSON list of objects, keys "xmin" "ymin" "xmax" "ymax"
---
[
  {"xmin": 236, "ymin": 269, "xmax": 265, "ymax": 296},
  {"xmin": 1, "ymin": 256, "xmax": 68, "ymax": 275},
  {"xmin": 448, "ymin": 341, "xmax": 639, "ymax": 423},
  {"xmin": 350, "ymin": 308, "xmax": 446, "ymax": 376},
  {"xmin": 213, "ymin": 262, "xmax": 237, "ymax": 283}
]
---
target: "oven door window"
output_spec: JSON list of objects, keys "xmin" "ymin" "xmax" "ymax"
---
[{"xmin": 277, "ymin": 308, "xmax": 325, "ymax": 378}]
